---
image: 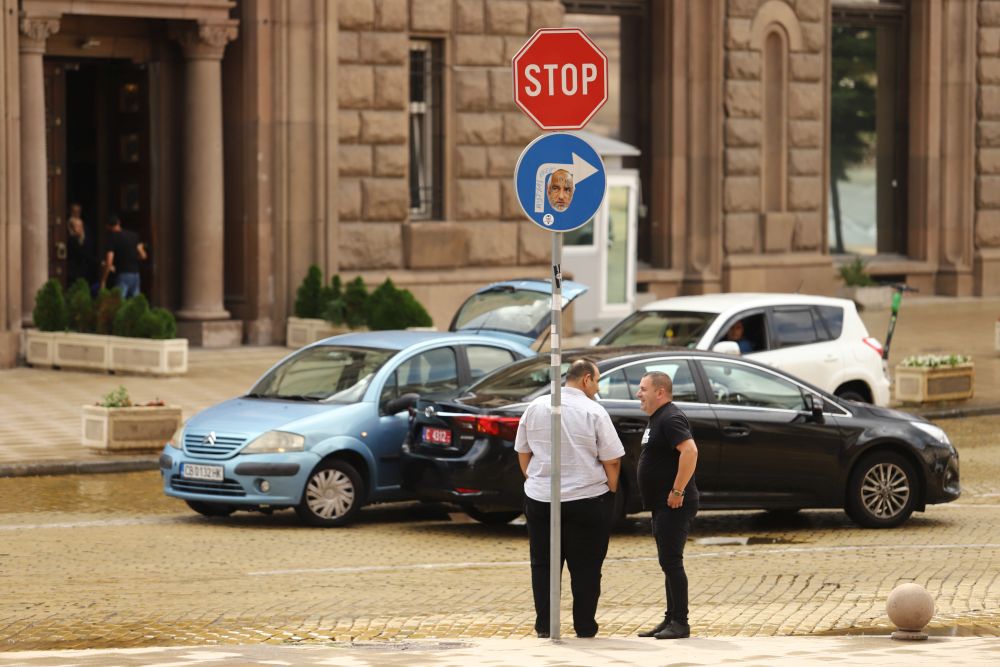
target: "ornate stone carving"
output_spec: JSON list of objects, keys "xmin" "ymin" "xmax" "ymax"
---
[
  {"xmin": 19, "ymin": 17, "xmax": 60, "ymax": 52},
  {"xmin": 172, "ymin": 20, "xmax": 239, "ymax": 59}
]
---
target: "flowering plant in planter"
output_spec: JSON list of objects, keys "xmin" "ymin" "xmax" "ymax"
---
[
  {"xmin": 899, "ymin": 354, "xmax": 971, "ymax": 368},
  {"xmin": 83, "ymin": 385, "xmax": 180, "ymax": 451},
  {"xmin": 894, "ymin": 354, "xmax": 974, "ymax": 403}
]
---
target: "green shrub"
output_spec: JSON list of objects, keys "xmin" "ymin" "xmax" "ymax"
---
[
  {"xmin": 294, "ymin": 265, "xmax": 326, "ymax": 318},
  {"xmin": 99, "ymin": 385, "xmax": 132, "ymax": 408},
  {"xmin": 33, "ymin": 279, "xmax": 68, "ymax": 331},
  {"xmin": 113, "ymin": 294, "xmax": 151, "ymax": 338},
  {"xmin": 838, "ymin": 256, "xmax": 877, "ymax": 287},
  {"xmin": 95, "ymin": 288, "xmax": 123, "ymax": 335},
  {"xmin": 65, "ymin": 279, "xmax": 96, "ymax": 333},
  {"xmin": 367, "ymin": 278, "xmax": 433, "ymax": 330},
  {"xmin": 322, "ymin": 297, "xmax": 347, "ymax": 326},
  {"xmin": 150, "ymin": 307, "xmax": 177, "ymax": 339},
  {"xmin": 343, "ymin": 277, "xmax": 369, "ymax": 328}
]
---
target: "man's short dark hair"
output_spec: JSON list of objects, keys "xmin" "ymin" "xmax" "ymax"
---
[
  {"xmin": 643, "ymin": 371, "xmax": 673, "ymax": 395},
  {"xmin": 566, "ymin": 359, "xmax": 599, "ymax": 382},
  {"xmin": 108, "ymin": 212, "xmax": 121, "ymax": 227}
]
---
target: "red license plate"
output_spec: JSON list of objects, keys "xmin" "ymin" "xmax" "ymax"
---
[{"xmin": 422, "ymin": 426, "xmax": 452, "ymax": 445}]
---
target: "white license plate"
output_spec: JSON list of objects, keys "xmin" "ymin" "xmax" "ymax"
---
[{"xmin": 181, "ymin": 463, "xmax": 224, "ymax": 482}]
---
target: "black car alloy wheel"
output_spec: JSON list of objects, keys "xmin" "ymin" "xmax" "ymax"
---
[
  {"xmin": 846, "ymin": 451, "xmax": 918, "ymax": 528},
  {"xmin": 295, "ymin": 459, "xmax": 366, "ymax": 527}
]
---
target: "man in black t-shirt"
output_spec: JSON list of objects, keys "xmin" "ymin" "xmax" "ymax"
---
[
  {"xmin": 101, "ymin": 213, "xmax": 147, "ymax": 298},
  {"xmin": 635, "ymin": 370, "xmax": 699, "ymax": 640}
]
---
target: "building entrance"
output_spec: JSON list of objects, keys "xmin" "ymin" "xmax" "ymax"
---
[{"xmin": 44, "ymin": 58, "xmax": 152, "ymax": 297}]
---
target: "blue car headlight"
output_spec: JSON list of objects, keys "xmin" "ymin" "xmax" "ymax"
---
[
  {"xmin": 242, "ymin": 430, "xmax": 305, "ymax": 454},
  {"xmin": 910, "ymin": 421, "xmax": 951, "ymax": 447},
  {"xmin": 166, "ymin": 423, "xmax": 185, "ymax": 450}
]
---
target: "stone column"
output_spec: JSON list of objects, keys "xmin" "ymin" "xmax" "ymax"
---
[
  {"xmin": 19, "ymin": 17, "xmax": 59, "ymax": 325},
  {"xmin": 172, "ymin": 20, "xmax": 242, "ymax": 345}
]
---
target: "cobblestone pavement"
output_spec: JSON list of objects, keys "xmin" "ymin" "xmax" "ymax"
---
[{"xmin": 2, "ymin": 417, "xmax": 999, "ymax": 653}]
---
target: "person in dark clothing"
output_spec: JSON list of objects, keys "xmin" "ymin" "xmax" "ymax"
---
[
  {"xmin": 66, "ymin": 203, "xmax": 98, "ymax": 290},
  {"xmin": 635, "ymin": 370, "xmax": 699, "ymax": 640},
  {"xmin": 101, "ymin": 212, "xmax": 146, "ymax": 298}
]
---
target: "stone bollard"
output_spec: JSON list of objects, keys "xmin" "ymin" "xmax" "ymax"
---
[{"xmin": 886, "ymin": 583, "xmax": 935, "ymax": 640}]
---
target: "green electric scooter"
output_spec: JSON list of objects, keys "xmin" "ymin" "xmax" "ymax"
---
[{"xmin": 882, "ymin": 283, "xmax": 918, "ymax": 361}]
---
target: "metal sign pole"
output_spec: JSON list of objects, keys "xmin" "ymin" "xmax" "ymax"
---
[{"xmin": 549, "ymin": 232, "xmax": 562, "ymax": 640}]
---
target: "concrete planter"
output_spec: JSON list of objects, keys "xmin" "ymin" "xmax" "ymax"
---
[
  {"xmin": 836, "ymin": 285, "xmax": 893, "ymax": 312},
  {"xmin": 81, "ymin": 404, "xmax": 183, "ymax": 451},
  {"xmin": 285, "ymin": 317, "xmax": 353, "ymax": 348},
  {"xmin": 894, "ymin": 363, "xmax": 975, "ymax": 403},
  {"xmin": 24, "ymin": 330, "xmax": 188, "ymax": 376}
]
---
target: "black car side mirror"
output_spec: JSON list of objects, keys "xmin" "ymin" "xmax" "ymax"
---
[
  {"xmin": 803, "ymin": 394, "xmax": 825, "ymax": 423},
  {"xmin": 383, "ymin": 392, "xmax": 419, "ymax": 415}
]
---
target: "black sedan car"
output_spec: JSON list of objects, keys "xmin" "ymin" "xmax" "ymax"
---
[{"xmin": 400, "ymin": 348, "xmax": 960, "ymax": 528}]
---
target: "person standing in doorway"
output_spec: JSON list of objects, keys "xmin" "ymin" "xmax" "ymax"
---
[
  {"xmin": 66, "ymin": 203, "xmax": 98, "ymax": 291},
  {"xmin": 101, "ymin": 212, "xmax": 146, "ymax": 298},
  {"xmin": 515, "ymin": 358, "xmax": 624, "ymax": 639},
  {"xmin": 635, "ymin": 370, "xmax": 699, "ymax": 640}
]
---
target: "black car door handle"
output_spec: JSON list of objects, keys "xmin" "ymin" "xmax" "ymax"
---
[
  {"xmin": 722, "ymin": 424, "xmax": 751, "ymax": 438},
  {"xmin": 618, "ymin": 420, "xmax": 647, "ymax": 434}
]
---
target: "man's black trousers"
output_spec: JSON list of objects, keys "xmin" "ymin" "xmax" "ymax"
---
[
  {"xmin": 524, "ymin": 492, "xmax": 614, "ymax": 637},
  {"xmin": 651, "ymin": 500, "xmax": 698, "ymax": 625}
]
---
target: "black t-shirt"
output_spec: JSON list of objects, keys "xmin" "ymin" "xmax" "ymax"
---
[
  {"xmin": 106, "ymin": 228, "xmax": 141, "ymax": 274},
  {"xmin": 637, "ymin": 402, "xmax": 698, "ymax": 510}
]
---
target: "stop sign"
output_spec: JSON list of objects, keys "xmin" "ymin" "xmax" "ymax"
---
[{"xmin": 512, "ymin": 28, "xmax": 608, "ymax": 131}]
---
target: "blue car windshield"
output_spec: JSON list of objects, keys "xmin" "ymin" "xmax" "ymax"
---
[{"xmin": 249, "ymin": 346, "xmax": 394, "ymax": 403}]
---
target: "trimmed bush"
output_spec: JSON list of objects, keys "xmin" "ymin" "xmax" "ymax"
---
[
  {"xmin": 343, "ymin": 277, "xmax": 369, "ymax": 328},
  {"xmin": 65, "ymin": 279, "xmax": 96, "ymax": 333},
  {"xmin": 95, "ymin": 288, "xmax": 123, "ymax": 335},
  {"xmin": 294, "ymin": 265, "xmax": 326, "ymax": 318},
  {"xmin": 150, "ymin": 307, "xmax": 177, "ymax": 339},
  {"xmin": 367, "ymin": 278, "xmax": 433, "ymax": 330},
  {"xmin": 113, "ymin": 294, "xmax": 151, "ymax": 338},
  {"xmin": 33, "ymin": 279, "xmax": 68, "ymax": 331}
]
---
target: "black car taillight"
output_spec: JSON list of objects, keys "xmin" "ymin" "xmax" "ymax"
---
[{"xmin": 454, "ymin": 415, "xmax": 520, "ymax": 441}]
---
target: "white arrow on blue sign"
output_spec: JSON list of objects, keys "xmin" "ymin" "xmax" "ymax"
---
[{"xmin": 514, "ymin": 133, "xmax": 607, "ymax": 233}]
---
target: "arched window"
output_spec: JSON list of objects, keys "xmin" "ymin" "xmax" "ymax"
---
[{"xmin": 762, "ymin": 28, "xmax": 787, "ymax": 213}]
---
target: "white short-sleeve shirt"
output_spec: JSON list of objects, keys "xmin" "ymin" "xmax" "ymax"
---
[{"xmin": 514, "ymin": 386, "xmax": 626, "ymax": 502}]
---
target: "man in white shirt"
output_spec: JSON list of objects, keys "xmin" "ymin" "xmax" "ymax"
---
[{"xmin": 515, "ymin": 358, "xmax": 625, "ymax": 639}]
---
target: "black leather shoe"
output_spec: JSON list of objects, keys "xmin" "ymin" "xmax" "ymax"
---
[
  {"xmin": 637, "ymin": 615, "xmax": 672, "ymax": 638},
  {"xmin": 576, "ymin": 631, "xmax": 597, "ymax": 638},
  {"xmin": 653, "ymin": 620, "xmax": 691, "ymax": 639},
  {"xmin": 536, "ymin": 631, "xmax": 550, "ymax": 638}
]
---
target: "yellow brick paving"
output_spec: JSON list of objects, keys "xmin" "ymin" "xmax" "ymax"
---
[{"xmin": 2, "ymin": 416, "xmax": 1000, "ymax": 651}]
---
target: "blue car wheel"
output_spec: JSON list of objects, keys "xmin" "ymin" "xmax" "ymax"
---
[{"xmin": 295, "ymin": 459, "xmax": 365, "ymax": 527}]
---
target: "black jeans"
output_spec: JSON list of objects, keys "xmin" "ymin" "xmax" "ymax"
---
[
  {"xmin": 524, "ymin": 492, "xmax": 615, "ymax": 636},
  {"xmin": 651, "ymin": 499, "xmax": 698, "ymax": 625}
]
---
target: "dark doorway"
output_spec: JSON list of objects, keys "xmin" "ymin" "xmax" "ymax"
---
[{"xmin": 45, "ymin": 58, "xmax": 153, "ymax": 297}]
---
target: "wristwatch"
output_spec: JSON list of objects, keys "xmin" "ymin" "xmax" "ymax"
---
[{"xmin": 671, "ymin": 488, "xmax": 685, "ymax": 497}]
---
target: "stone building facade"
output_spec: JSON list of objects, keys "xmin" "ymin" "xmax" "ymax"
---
[{"xmin": 0, "ymin": 0, "xmax": 998, "ymax": 368}]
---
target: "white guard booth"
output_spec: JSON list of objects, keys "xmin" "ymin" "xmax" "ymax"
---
[{"xmin": 561, "ymin": 131, "xmax": 641, "ymax": 335}]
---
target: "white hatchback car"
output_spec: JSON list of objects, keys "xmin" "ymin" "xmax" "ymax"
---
[{"xmin": 596, "ymin": 293, "xmax": 890, "ymax": 406}]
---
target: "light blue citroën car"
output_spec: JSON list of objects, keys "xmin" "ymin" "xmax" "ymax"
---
[{"xmin": 159, "ymin": 279, "xmax": 586, "ymax": 527}]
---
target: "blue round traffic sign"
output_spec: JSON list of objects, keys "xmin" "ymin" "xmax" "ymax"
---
[{"xmin": 514, "ymin": 133, "xmax": 607, "ymax": 233}]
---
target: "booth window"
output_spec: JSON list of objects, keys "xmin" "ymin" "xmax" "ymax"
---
[{"xmin": 409, "ymin": 39, "xmax": 444, "ymax": 220}]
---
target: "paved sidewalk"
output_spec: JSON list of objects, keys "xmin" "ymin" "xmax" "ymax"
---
[
  {"xmin": 0, "ymin": 296, "xmax": 998, "ymax": 476},
  {"xmin": 1, "ymin": 636, "xmax": 998, "ymax": 666}
]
